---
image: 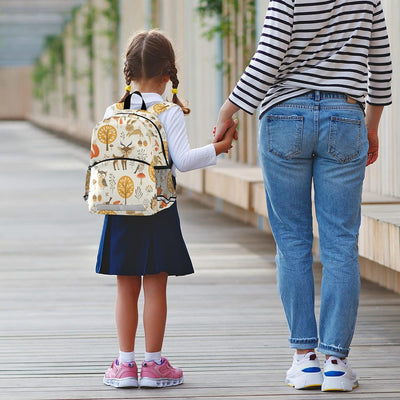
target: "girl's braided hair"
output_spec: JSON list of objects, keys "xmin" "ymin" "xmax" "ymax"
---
[{"xmin": 120, "ymin": 30, "xmax": 190, "ymax": 115}]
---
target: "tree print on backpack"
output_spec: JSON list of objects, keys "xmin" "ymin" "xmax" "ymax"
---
[
  {"xmin": 117, "ymin": 176, "xmax": 134, "ymax": 205},
  {"xmin": 97, "ymin": 124, "xmax": 117, "ymax": 151}
]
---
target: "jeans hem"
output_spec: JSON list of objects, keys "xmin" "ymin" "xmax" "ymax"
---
[
  {"xmin": 318, "ymin": 342, "xmax": 350, "ymax": 358},
  {"xmin": 289, "ymin": 337, "xmax": 319, "ymax": 350}
]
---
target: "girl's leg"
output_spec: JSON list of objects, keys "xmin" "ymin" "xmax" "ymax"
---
[
  {"xmin": 140, "ymin": 272, "xmax": 183, "ymax": 388},
  {"xmin": 116, "ymin": 275, "xmax": 142, "ymax": 352},
  {"xmin": 143, "ymin": 272, "xmax": 168, "ymax": 352}
]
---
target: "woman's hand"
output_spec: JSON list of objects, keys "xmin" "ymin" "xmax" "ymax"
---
[
  {"xmin": 365, "ymin": 104, "xmax": 383, "ymax": 167},
  {"xmin": 366, "ymin": 130, "xmax": 379, "ymax": 166}
]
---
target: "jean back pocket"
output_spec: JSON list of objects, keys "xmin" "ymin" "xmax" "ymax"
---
[
  {"xmin": 265, "ymin": 115, "xmax": 303, "ymax": 159},
  {"xmin": 328, "ymin": 116, "xmax": 362, "ymax": 163}
]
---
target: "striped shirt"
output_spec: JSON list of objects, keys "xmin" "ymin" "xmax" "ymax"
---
[{"xmin": 229, "ymin": 0, "xmax": 392, "ymax": 118}]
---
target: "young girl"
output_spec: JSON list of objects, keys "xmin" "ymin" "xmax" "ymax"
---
[{"xmin": 96, "ymin": 30, "xmax": 237, "ymax": 389}]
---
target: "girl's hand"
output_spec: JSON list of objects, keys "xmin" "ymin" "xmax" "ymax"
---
[
  {"xmin": 213, "ymin": 119, "xmax": 238, "ymax": 155},
  {"xmin": 366, "ymin": 130, "xmax": 379, "ymax": 166}
]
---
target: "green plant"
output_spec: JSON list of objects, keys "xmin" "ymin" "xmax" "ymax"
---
[
  {"xmin": 32, "ymin": 32, "xmax": 66, "ymax": 113},
  {"xmin": 101, "ymin": 0, "xmax": 120, "ymax": 100},
  {"xmin": 196, "ymin": 0, "xmax": 256, "ymax": 71},
  {"xmin": 81, "ymin": 3, "xmax": 97, "ymax": 120},
  {"xmin": 45, "ymin": 34, "xmax": 65, "ymax": 79},
  {"xmin": 197, "ymin": 0, "xmax": 255, "ymax": 40},
  {"xmin": 102, "ymin": 0, "xmax": 119, "ymax": 42},
  {"xmin": 197, "ymin": 0, "xmax": 223, "ymax": 18}
]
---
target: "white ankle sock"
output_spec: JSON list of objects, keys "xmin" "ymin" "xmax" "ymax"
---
[
  {"xmin": 119, "ymin": 350, "xmax": 135, "ymax": 363},
  {"xmin": 144, "ymin": 351, "xmax": 162, "ymax": 364},
  {"xmin": 295, "ymin": 351, "xmax": 314, "ymax": 362}
]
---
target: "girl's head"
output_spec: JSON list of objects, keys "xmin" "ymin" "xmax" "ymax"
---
[{"xmin": 121, "ymin": 30, "xmax": 190, "ymax": 114}]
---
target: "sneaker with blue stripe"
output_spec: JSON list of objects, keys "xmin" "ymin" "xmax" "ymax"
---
[
  {"xmin": 322, "ymin": 356, "xmax": 358, "ymax": 392},
  {"xmin": 285, "ymin": 352, "xmax": 323, "ymax": 389}
]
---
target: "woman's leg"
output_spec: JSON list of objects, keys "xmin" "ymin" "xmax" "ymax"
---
[
  {"xmin": 259, "ymin": 105, "xmax": 318, "ymax": 351},
  {"xmin": 116, "ymin": 275, "xmax": 142, "ymax": 352},
  {"xmin": 143, "ymin": 272, "xmax": 168, "ymax": 352},
  {"xmin": 314, "ymin": 105, "xmax": 368, "ymax": 358}
]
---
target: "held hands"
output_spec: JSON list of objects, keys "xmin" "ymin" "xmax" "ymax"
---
[
  {"xmin": 212, "ymin": 119, "xmax": 238, "ymax": 156},
  {"xmin": 213, "ymin": 99, "xmax": 240, "ymax": 145}
]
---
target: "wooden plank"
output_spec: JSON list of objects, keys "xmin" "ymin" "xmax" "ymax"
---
[{"xmin": 362, "ymin": 191, "xmax": 400, "ymax": 205}]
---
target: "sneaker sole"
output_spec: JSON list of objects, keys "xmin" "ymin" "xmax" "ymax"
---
[
  {"xmin": 103, "ymin": 377, "xmax": 138, "ymax": 388},
  {"xmin": 322, "ymin": 376, "xmax": 358, "ymax": 392},
  {"xmin": 140, "ymin": 376, "xmax": 184, "ymax": 388},
  {"xmin": 286, "ymin": 372, "xmax": 323, "ymax": 390}
]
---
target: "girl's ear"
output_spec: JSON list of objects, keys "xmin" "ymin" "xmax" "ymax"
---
[{"xmin": 162, "ymin": 75, "xmax": 170, "ymax": 83}]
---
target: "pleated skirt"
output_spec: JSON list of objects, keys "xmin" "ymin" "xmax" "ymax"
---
[{"xmin": 96, "ymin": 202, "xmax": 194, "ymax": 276}]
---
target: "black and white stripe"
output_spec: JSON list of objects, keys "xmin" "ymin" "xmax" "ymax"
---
[{"xmin": 229, "ymin": 0, "xmax": 392, "ymax": 118}]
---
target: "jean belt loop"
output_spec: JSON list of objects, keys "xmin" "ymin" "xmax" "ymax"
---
[{"xmin": 314, "ymin": 90, "xmax": 321, "ymax": 102}]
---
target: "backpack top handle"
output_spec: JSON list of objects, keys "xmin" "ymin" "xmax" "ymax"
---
[{"xmin": 124, "ymin": 91, "xmax": 147, "ymax": 111}]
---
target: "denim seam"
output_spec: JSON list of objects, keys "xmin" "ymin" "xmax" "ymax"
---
[
  {"xmin": 320, "ymin": 105, "xmax": 362, "ymax": 111},
  {"xmin": 318, "ymin": 342, "xmax": 350, "ymax": 357},
  {"xmin": 272, "ymin": 104, "xmax": 362, "ymax": 112},
  {"xmin": 270, "ymin": 104, "xmax": 314, "ymax": 110},
  {"xmin": 289, "ymin": 337, "xmax": 319, "ymax": 344}
]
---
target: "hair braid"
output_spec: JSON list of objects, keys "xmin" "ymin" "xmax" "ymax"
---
[
  {"xmin": 119, "ymin": 61, "xmax": 133, "ymax": 103},
  {"xmin": 169, "ymin": 64, "xmax": 190, "ymax": 115}
]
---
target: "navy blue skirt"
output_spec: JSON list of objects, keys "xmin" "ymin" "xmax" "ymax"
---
[{"xmin": 96, "ymin": 202, "xmax": 194, "ymax": 276}]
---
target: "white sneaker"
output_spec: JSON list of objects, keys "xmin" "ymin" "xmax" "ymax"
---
[
  {"xmin": 322, "ymin": 356, "xmax": 358, "ymax": 392},
  {"xmin": 285, "ymin": 352, "xmax": 323, "ymax": 389}
]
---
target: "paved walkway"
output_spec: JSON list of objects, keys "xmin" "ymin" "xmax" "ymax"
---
[{"xmin": 1, "ymin": 121, "xmax": 400, "ymax": 400}]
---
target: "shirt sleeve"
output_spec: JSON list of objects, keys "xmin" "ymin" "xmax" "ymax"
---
[
  {"xmin": 228, "ymin": 0, "xmax": 294, "ymax": 114},
  {"xmin": 367, "ymin": 0, "xmax": 392, "ymax": 106},
  {"xmin": 162, "ymin": 106, "xmax": 217, "ymax": 173}
]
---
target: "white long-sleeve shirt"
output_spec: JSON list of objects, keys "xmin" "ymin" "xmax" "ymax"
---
[
  {"xmin": 229, "ymin": 0, "xmax": 392, "ymax": 118},
  {"xmin": 104, "ymin": 92, "xmax": 217, "ymax": 176}
]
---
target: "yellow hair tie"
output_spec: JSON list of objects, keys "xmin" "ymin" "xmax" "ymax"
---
[
  {"xmin": 125, "ymin": 85, "xmax": 131, "ymax": 92},
  {"xmin": 172, "ymin": 88, "xmax": 178, "ymax": 94}
]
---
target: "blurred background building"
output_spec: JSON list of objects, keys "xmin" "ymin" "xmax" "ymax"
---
[{"xmin": 0, "ymin": 0, "xmax": 399, "ymax": 293}]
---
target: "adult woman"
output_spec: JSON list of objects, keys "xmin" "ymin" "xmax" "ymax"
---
[{"xmin": 215, "ymin": 0, "xmax": 392, "ymax": 392}]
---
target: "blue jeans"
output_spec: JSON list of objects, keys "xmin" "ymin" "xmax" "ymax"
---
[{"xmin": 259, "ymin": 91, "xmax": 368, "ymax": 358}]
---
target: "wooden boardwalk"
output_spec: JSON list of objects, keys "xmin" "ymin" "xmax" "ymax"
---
[{"xmin": 1, "ymin": 121, "xmax": 400, "ymax": 400}]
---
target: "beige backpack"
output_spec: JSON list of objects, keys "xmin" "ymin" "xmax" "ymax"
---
[{"xmin": 84, "ymin": 92, "xmax": 176, "ymax": 216}]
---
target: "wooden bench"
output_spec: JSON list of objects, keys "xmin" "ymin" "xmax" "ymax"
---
[{"xmin": 178, "ymin": 161, "xmax": 400, "ymax": 294}]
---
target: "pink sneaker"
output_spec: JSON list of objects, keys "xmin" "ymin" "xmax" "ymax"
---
[
  {"xmin": 140, "ymin": 357, "xmax": 183, "ymax": 387},
  {"xmin": 103, "ymin": 358, "xmax": 138, "ymax": 388}
]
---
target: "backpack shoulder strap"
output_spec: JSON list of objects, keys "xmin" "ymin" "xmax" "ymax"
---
[{"xmin": 147, "ymin": 102, "xmax": 177, "ymax": 116}]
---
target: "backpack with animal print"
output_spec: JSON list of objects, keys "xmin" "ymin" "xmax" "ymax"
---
[{"xmin": 84, "ymin": 92, "xmax": 177, "ymax": 216}]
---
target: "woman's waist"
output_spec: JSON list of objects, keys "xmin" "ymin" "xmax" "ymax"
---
[{"xmin": 270, "ymin": 90, "xmax": 364, "ymax": 110}]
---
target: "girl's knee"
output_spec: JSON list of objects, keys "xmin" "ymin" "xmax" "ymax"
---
[
  {"xmin": 117, "ymin": 275, "xmax": 142, "ymax": 294},
  {"xmin": 143, "ymin": 272, "xmax": 168, "ymax": 295}
]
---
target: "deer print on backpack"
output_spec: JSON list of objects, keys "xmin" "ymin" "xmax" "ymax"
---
[{"xmin": 116, "ymin": 141, "xmax": 134, "ymax": 170}]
